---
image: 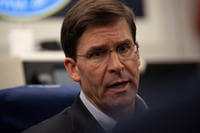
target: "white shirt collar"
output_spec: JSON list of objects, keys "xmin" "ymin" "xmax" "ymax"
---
[{"xmin": 80, "ymin": 91, "xmax": 117, "ymax": 131}]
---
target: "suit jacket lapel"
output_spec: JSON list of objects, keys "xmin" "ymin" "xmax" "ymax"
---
[{"xmin": 67, "ymin": 95, "xmax": 105, "ymax": 133}]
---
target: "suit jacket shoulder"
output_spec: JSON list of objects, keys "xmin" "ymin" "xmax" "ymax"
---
[{"xmin": 23, "ymin": 96, "xmax": 105, "ymax": 133}]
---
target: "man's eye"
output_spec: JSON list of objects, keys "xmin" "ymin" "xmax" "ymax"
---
[
  {"xmin": 117, "ymin": 44, "xmax": 130, "ymax": 53},
  {"xmin": 88, "ymin": 50, "xmax": 106, "ymax": 58}
]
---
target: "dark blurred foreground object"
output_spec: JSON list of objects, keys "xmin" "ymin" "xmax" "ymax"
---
[
  {"xmin": 112, "ymin": 79, "xmax": 200, "ymax": 133},
  {"xmin": 0, "ymin": 85, "xmax": 80, "ymax": 133}
]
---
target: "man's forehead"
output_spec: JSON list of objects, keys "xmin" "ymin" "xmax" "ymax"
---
[
  {"xmin": 85, "ymin": 18, "xmax": 130, "ymax": 35},
  {"xmin": 77, "ymin": 19, "xmax": 133, "ymax": 51}
]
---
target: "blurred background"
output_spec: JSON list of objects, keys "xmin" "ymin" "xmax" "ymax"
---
[{"xmin": 0, "ymin": 0, "xmax": 200, "ymax": 107}]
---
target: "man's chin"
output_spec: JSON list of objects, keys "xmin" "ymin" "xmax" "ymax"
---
[
  {"xmin": 101, "ymin": 87, "xmax": 137, "ymax": 110},
  {"xmin": 104, "ymin": 94, "xmax": 135, "ymax": 110}
]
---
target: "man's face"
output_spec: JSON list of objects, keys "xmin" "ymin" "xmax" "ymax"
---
[{"xmin": 66, "ymin": 18, "xmax": 140, "ymax": 112}]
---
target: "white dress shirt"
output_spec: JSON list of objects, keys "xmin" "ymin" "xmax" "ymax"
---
[{"xmin": 80, "ymin": 91, "xmax": 117, "ymax": 131}]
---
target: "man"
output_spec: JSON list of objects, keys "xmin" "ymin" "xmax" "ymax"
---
[{"xmin": 23, "ymin": 0, "xmax": 148, "ymax": 133}]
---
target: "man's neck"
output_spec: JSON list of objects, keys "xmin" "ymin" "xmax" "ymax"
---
[
  {"xmin": 103, "ymin": 102, "xmax": 135, "ymax": 121},
  {"xmin": 82, "ymin": 91, "xmax": 135, "ymax": 121}
]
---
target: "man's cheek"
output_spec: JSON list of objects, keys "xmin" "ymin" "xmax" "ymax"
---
[{"xmin": 126, "ymin": 65, "xmax": 139, "ymax": 78}]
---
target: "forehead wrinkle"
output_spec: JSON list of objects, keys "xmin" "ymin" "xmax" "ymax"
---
[
  {"xmin": 86, "ymin": 37, "xmax": 134, "ymax": 53},
  {"xmin": 89, "ymin": 29, "xmax": 131, "ymax": 44},
  {"xmin": 93, "ymin": 29, "xmax": 120, "ymax": 41},
  {"xmin": 88, "ymin": 31, "xmax": 133, "ymax": 49},
  {"xmin": 85, "ymin": 22, "xmax": 123, "ymax": 41}
]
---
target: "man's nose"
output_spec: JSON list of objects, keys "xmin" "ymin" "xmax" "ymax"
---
[{"xmin": 107, "ymin": 52, "xmax": 124, "ymax": 73}]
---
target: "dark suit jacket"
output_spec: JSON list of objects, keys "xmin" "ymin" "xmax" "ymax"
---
[
  {"xmin": 22, "ymin": 96, "xmax": 105, "ymax": 133},
  {"xmin": 23, "ymin": 94, "xmax": 148, "ymax": 133}
]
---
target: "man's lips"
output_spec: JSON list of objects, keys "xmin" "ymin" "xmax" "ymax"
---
[{"xmin": 106, "ymin": 80, "xmax": 130, "ymax": 89}]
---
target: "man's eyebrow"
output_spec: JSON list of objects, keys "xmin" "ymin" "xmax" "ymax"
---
[
  {"xmin": 86, "ymin": 45, "xmax": 107, "ymax": 53},
  {"xmin": 116, "ymin": 39, "xmax": 133, "ymax": 46},
  {"xmin": 85, "ymin": 39, "xmax": 133, "ymax": 53}
]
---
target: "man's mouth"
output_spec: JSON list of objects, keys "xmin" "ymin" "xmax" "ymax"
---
[{"xmin": 107, "ymin": 80, "xmax": 129, "ymax": 89}]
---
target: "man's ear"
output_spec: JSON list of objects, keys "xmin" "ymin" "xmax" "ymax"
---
[{"xmin": 64, "ymin": 57, "xmax": 80, "ymax": 82}]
